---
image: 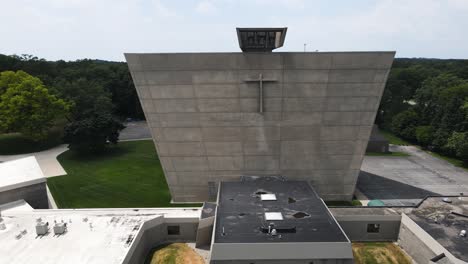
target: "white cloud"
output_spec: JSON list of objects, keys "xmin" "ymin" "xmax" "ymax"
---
[
  {"xmin": 253, "ymin": 0, "xmax": 306, "ymax": 9},
  {"xmin": 151, "ymin": 0, "xmax": 178, "ymax": 18},
  {"xmin": 195, "ymin": 0, "xmax": 218, "ymax": 14},
  {"xmin": 448, "ymin": 0, "xmax": 468, "ymax": 10}
]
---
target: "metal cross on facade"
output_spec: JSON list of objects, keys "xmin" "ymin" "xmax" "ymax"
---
[{"xmin": 243, "ymin": 73, "xmax": 277, "ymax": 113}]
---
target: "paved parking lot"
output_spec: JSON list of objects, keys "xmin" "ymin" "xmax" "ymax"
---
[
  {"xmin": 358, "ymin": 145, "xmax": 468, "ymax": 206},
  {"xmin": 120, "ymin": 121, "xmax": 152, "ymax": 141}
]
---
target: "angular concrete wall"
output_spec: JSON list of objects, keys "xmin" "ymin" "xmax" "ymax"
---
[
  {"xmin": 397, "ymin": 214, "xmax": 461, "ymax": 264},
  {"xmin": 125, "ymin": 52, "xmax": 395, "ymax": 202}
]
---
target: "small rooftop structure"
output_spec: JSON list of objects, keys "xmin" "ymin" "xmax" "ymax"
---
[
  {"xmin": 0, "ymin": 157, "xmax": 45, "ymax": 192},
  {"xmin": 0, "ymin": 156, "xmax": 48, "ymax": 208},
  {"xmin": 236, "ymin": 27, "xmax": 287, "ymax": 52}
]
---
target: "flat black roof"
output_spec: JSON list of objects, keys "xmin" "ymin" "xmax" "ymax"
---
[{"xmin": 214, "ymin": 176, "xmax": 349, "ymax": 243}]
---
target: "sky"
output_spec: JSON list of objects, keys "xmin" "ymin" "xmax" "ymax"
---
[{"xmin": 1, "ymin": 0, "xmax": 468, "ymax": 61}]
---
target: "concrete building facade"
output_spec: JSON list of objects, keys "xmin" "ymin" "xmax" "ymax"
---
[{"xmin": 125, "ymin": 52, "xmax": 395, "ymax": 202}]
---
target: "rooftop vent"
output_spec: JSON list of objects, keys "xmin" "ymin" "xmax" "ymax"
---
[
  {"xmin": 265, "ymin": 212, "xmax": 283, "ymax": 221},
  {"xmin": 460, "ymin": 230, "xmax": 466, "ymax": 237},
  {"xmin": 260, "ymin": 225, "xmax": 296, "ymax": 233},
  {"xmin": 260, "ymin": 194, "xmax": 277, "ymax": 201},
  {"xmin": 53, "ymin": 222, "xmax": 67, "ymax": 235},
  {"xmin": 35, "ymin": 221, "xmax": 49, "ymax": 236}
]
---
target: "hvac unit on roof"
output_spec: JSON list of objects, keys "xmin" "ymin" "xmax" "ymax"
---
[
  {"xmin": 54, "ymin": 222, "xmax": 67, "ymax": 235},
  {"xmin": 36, "ymin": 221, "xmax": 49, "ymax": 235}
]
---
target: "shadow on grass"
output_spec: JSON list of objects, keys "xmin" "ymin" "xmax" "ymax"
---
[
  {"xmin": 0, "ymin": 132, "xmax": 63, "ymax": 155},
  {"xmin": 60, "ymin": 144, "xmax": 134, "ymax": 162}
]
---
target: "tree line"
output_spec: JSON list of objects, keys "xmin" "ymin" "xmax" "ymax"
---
[
  {"xmin": 0, "ymin": 54, "xmax": 467, "ymax": 161},
  {"xmin": 377, "ymin": 58, "xmax": 468, "ymax": 163},
  {"xmin": 0, "ymin": 54, "xmax": 144, "ymax": 119},
  {"xmin": 0, "ymin": 54, "xmax": 142, "ymax": 153}
]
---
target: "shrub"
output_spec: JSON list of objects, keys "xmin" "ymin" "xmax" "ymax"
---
[
  {"xmin": 415, "ymin": 126, "xmax": 434, "ymax": 148},
  {"xmin": 391, "ymin": 109, "xmax": 419, "ymax": 141}
]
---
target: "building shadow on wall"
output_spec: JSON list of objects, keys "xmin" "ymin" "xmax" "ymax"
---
[{"xmin": 357, "ymin": 171, "xmax": 438, "ymax": 205}]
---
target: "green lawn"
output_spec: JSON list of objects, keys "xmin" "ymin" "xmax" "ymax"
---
[
  {"xmin": 366, "ymin": 151, "xmax": 410, "ymax": 157},
  {"xmin": 380, "ymin": 130, "xmax": 411, "ymax": 145},
  {"xmin": 0, "ymin": 132, "xmax": 62, "ymax": 155},
  {"xmin": 352, "ymin": 243, "xmax": 412, "ymax": 264},
  {"xmin": 47, "ymin": 140, "xmax": 201, "ymax": 208}
]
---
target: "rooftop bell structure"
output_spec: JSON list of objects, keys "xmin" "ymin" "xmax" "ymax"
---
[{"xmin": 236, "ymin": 27, "xmax": 287, "ymax": 52}]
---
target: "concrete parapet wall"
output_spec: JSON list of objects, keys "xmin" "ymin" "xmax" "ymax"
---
[
  {"xmin": 196, "ymin": 216, "xmax": 215, "ymax": 247},
  {"xmin": 334, "ymin": 214, "xmax": 401, "ymax": 242},
  {"xmin": 211, "ymin": 260, "xmax": 353, "ymax": 264},
  {"xmin": 398, "ymin": 214, "xmax": 464, "ymax": 264},
  {"xmin": 210, "ymin": 242, "xmax": 354, "ymax": 264}
]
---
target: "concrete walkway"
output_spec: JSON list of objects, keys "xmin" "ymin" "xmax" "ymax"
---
[{"xmin": 0, "ymin": 144, "xmax": 68, "ymax": 178}]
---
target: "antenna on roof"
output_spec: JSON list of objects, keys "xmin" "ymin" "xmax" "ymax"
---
[{"xmin": 271, "ymin": 229, "xmax": 277, "ymax": 236}]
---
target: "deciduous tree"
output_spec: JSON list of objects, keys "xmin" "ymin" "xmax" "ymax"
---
[{"xmin": 0, "ymin": 70, "xmax": 70, "ymax": 140}]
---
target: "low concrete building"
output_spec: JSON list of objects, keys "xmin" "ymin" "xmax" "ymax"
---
[
  {"xmin": 330, "ymin": 207, "xmax": 401, "ymax": 242},
  {"xmin": 3, "ymin": 193, "xmax": 468, "ymax": 263},
  {"xmin": 0, "ymin": 157, "xmax": 48, "ymax": 208},
  {"xmin": 210, "ymin": 177, "xmax": 354, "ymax": 264},
  {"xmin": 0, "ymin": 207, "xmax": 201, "ymax": 264}
]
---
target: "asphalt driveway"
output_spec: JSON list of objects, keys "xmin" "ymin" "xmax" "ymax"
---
[
  {"xmin": 120, "ymin": 121, "xmax": 152, "ymax": 141},
  {"xmin": 358, "ymin": 145, "xmax": 468, "ymax": 206}
]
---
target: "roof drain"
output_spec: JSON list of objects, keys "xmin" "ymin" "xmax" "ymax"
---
[{"xmin": 293, "ymin": 212, "xmax": 310, "ymax": 219}]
